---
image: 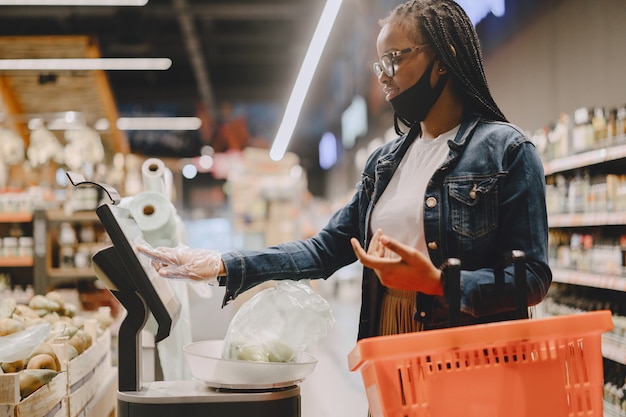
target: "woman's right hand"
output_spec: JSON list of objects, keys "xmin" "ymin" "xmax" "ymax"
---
[
  {"xmin": 136, "ymin": 243, "xmax": 224, "ymax": 284},
  {"xmin": 350, "ymin": 229, "xmax": 443, "ymax": 295}
]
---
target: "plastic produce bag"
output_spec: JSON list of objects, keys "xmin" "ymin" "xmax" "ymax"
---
[
  {"xmin": 0, "ymin": 323, "xmax": 50, "ymax": 362},
  {"xmin": 222, "ymin": 280, "xmax": 334, "ymax": 363}
]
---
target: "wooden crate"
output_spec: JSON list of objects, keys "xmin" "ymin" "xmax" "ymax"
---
[
  {"xmin": 72, "ymin": 367, "xmax": 116, "ymax": 417},
  {"xmin": 0, "ymin": 371, "xmax": 68, "ymax": 417},
  {"xmin": 66, "ymin": 328, "xmax": 112, "ymax": 417},
  {"xmin": 0, "ymin": 321, "xmax": 114, "ymax": 417}
]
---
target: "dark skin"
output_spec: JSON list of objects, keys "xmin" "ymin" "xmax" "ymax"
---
[
  {"xmin": 348, "ymin": 21, "xmax": 465, "ymax": 296},
  {"xmin": 350, "ymin": 230, "xmax": 444, "ymax": 296}
]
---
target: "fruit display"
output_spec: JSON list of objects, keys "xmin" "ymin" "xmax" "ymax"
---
[{"xmin": 0, "ymin": 290, "xmax": 113, "ymax": 400}]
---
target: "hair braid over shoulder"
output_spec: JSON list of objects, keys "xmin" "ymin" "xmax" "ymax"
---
[{"xmin": 380, "ymin": 0, "xmax": 507, "ymax": 132}]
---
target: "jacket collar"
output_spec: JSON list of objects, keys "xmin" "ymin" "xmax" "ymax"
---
[
  {"xmin": 421, "ymin": 115, "xmax": 478, "ymax": 185},
  {"xmin": 379, "ymin": 114, "xmax": 481, "ymax": 165},
  {"xmin": 449, "ymin": 114, "xmax": 480, "ymax": 149},
  {"xmin": 376, "ymin": 122, "xmax": 422, "ymax": 166}
]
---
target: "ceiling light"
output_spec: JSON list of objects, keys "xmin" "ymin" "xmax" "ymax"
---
[
  {"xmin": 197, "ymin": 155, "xmax": 213, "ymax": 171},
  {"xmin": 94, "ymin": 118, "xmax": 110, "ymax": 131},
  {"xmin": 47, "ymin": 111, "xmax": 85, "ymax": 130},
  {"xmin": 319, "ymin": 132, "xmax": 338, "ymax": 170},
  {"xmin": 269, "ymin": 0, "xmax": 343, "ymax": 161},
  {"xmin": 0, "ymin": 58, "xmax": 171, "ymax": 71},
  {"xmin": 116, "ymin": 117, "xmax": 202, "ymax": 131},
  {"xmin": 182, "ymin": 164, "xmax": 198, "ymax": 179},
  {"xmin": 0, "ymin": 0, "xmax": 148, "ymax": 5}
]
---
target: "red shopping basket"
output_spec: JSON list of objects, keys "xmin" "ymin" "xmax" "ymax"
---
[
  {"xmin": 348, "ymin": 252, "xmax": 614, "ymax": 417},
  {"xmin": 349, "ymin": 310, "xmax": 613, "ymax": 417}
]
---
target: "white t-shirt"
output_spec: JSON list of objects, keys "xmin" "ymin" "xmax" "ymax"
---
[{"xmin": 370, "ymin": 125, "xmax": 460, "ymax": 256}]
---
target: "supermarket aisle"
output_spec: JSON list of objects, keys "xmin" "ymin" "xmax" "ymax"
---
[{"xmin": 300, "ymin": 274, "xmax": 369, "ymax": 417}]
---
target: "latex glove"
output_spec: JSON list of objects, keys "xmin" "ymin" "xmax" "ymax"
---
[
  {"xmin": 136, "ymin": 241, "xmax": 222, "ymax": 285},
  {"xmin": 350, "ymin": 229, "xmax": 443, "ymax": 296}
]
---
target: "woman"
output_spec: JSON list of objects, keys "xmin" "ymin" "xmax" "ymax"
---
[{"xmin": 138, "ymin": 0, "xmax": 551, "ymax": 339}]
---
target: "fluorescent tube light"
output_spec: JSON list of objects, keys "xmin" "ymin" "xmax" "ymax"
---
[
  {"xmin": 0, "ymin": 58, "xmax": 171, "ymax": 70},
  {"xmin": 0, "ymin": 0, "xmax": 148, "ymax": 5},
  {"xmin": 269, "ymin": 0, "xmax": 343, "ymax": 161},
  {"xmin": 117, "ymin": 117, "xmax": 202, "ymax": 131}
]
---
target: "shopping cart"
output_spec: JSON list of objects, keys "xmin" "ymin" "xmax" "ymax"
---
[{"xmin": 348, "ymin": 252, "xmax": 614, "ymax": 417}]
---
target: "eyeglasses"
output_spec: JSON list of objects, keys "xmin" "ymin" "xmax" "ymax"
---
[{"xmin": 373, "ymin": 44, "xmax": 430, "ymax": 78}]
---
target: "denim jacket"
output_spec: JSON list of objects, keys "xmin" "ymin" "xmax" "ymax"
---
[{"xmin": 221, "ymin": 115, "xmax": 552, "ymax": 340}]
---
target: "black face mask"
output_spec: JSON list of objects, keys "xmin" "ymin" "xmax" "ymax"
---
[{"xmin": 390, "ymin": 60, "xmax": 449, "ymax": 125}]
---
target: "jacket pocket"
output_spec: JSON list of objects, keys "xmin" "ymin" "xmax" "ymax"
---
[{"xmin": 448, "ymin": 176, "xmax": 498, "ymax": 239}]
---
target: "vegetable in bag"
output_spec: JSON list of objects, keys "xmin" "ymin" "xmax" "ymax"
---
[{"xmin": 222, "ymin": 280, "xmax": 335, "ymax": 363}]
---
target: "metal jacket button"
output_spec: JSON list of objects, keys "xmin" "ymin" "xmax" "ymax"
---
[
  {"xmin": 425, "ymin": 197, "xmax": 437, "ymax": 208},
  {"xmin": 469, "ymin": 184, "xmax": 477, "ymax": 199},
  {"xmin": 427, "ymin": 241, "xmax": 438, "ymax": 250}
]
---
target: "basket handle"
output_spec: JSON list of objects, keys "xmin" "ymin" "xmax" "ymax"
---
[
  {"xmin": 508, "ymin": 250, "xmax": 529, "ymax": 320},
  {"xmin": 442, "ymin": 258, "xmax": 462, "ymax": 327},
  {"xmin": 443, "ymin": 250, "xmax": 528, "ymax": 327}
]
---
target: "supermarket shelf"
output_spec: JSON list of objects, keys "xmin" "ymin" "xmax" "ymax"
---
[
  {"xmin": 552, "ymin": 268, "xmax": 626, "ymax": 292},
  {"xmin": 31, "ymin": 209, "xmax": 103, "ymax": 294},
  {"xmin": 46, "ymin": 267, "xmax": 97, "ymax": 289},
  {"xmin": 543, "ymin": 138, "xmax": 626, "ymax": 175},
  {"xmin": 0, "ymin": 212, "xmax": 32, "ymax": 223},
  {"xmin": 46, "ymin": 209, "xmax": 99, "ymax": 223},
  {"xmin": 47, "ymin": 267, "xmax": 96, "ymax": 279},
  {"xmin": 0, "ymin": 256, "xmax": 34, "ymax": 267},
  {"xmin": 548, "ymin": 211, "xmax": 626, "ymax": 227},
  {"xmin": 603, "ymin": 333, "xmax": 626, "ymax": 365},
  {"xmin": 603, "ymin": 400, "xmax": 625, "ymax": 417}
]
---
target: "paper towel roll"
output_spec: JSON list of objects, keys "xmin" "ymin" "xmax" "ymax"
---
[
  {"xmin": 129, "ymin": 191, "xmax": 179, "ymax": 247},
  {"xmin": 142, "ymin": 158, "xmax": 167, "ymax": 196},
  {"xmin": 163, "ymin": 166, "xmax": 174, "ymax": 202}
]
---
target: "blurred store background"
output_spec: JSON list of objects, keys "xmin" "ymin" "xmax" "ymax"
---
[{"xmin": 0, "ymin": 0, "xmax": 625, "ymax": 416}]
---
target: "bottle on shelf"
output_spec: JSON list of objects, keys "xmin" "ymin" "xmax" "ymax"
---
[
  {"xmin": 607, "ymin": 108, "xmax": 618, "ymax": 141},
  {"xmin": 591, "ymin": 106, "xmax": 607, "ymax": 145},
  {"xmin": 572, "ymin": 107, "xmax": 594, "ymax": 153},
  {"xmin": 18, "ymin": 236, "xmax": 33, "ymax": 258},
  {"xmin": 548, "ymin": 112, "xmax": 571, "ymax": 159},
  {"xmin": 603, "ymin": 359, "xmax": 626, "ymax": 413},
  {"xmin": 3, "ymin": 237, "xmax": 18, "ymax": 258},
  {"xmin": 617, "ymin": 105, "xmax": 626, "ymax": 137},
  {"xmin": 58, "ymin": 222, "xmax": 77, "ymax": 269},
  {"xmin": 567, "ymin": 170, "xmax": 589, "ymax": 213}
]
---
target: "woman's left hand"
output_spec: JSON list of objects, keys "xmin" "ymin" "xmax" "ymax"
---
[{"xmin": 350, "ymin": 230, "xmax": 444, "ymax": 295}]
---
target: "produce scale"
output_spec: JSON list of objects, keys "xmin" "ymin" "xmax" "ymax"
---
[{"xmin": 67, "ymin": 173, "xmax": 313, "ymax": 417}]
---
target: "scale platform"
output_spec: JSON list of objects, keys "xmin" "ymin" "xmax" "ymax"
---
[{"xmin": 117, "ymin": 381, "xmax": 300, "ymax": 417}]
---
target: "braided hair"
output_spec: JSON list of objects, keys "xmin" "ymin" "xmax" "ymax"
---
[{"xmin": 380, "ymin": 0, "xmax": 507, "ymax": 134}]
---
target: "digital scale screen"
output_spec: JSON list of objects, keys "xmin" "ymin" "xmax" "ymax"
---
[{"xmin": 96, "ymin": 203, "xmax": 181, "ymax": 343}]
